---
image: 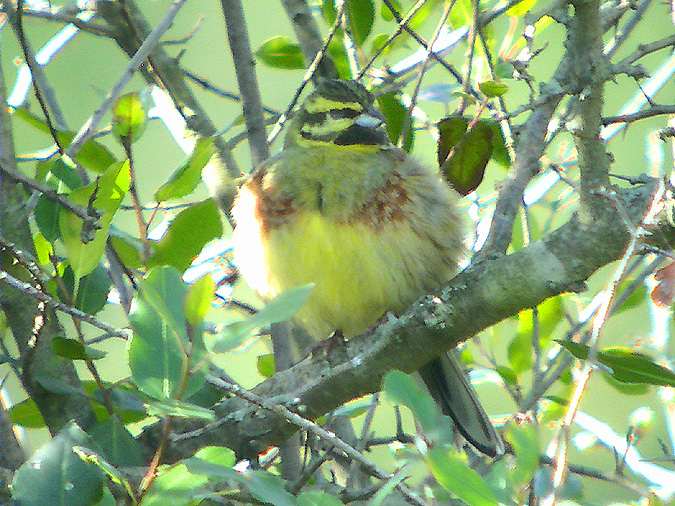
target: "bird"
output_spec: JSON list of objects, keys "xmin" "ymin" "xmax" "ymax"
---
[{"xmin": 231, "ymin": 78, "xmax": 504, "ymax": 456}]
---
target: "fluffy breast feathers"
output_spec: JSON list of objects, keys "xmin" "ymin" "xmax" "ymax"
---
[{"xmin": 231, "ymin": 146, "xmax": 465, "ymax": 339}]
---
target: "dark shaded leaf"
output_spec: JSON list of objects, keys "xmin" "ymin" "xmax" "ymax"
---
[
  {"xmin": 12, "ymin": 423, "xmax": 103, "ymax": 506},
  {"xmin": 346, "ymin": 0, "xmax": 375, "ymax": 46},
  {"xmin": 62, "ymin": 263, "xmax": 111, "ymax": 315},
  {"xmin": 440, "ymin": 120, "xmax": 493, "ymax": 195},
  {"xmin": 89, "ymin": 416, "xmax": 144, "ymax": 466},
  {"xmin": 298, "ymin": 491, "xmax": 345, "ymax": 505},
  {"xmin": 557, "ymin": 341, "xmax": 675, "ymax": 387},
  {"xmin": 52, "ymin": 336, "xmax": 106, "ymax": 361},
  {"xmin": 377, "ymin": 92, "xmax": 414, "ymax": 152},
  {"xmin": 256, "ymin": 36, "xmax": 305, "ymax": 69}
]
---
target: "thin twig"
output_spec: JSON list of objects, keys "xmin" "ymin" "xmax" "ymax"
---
[
  {"xmin": 67, "ymin": 0, "xmax": 188, "ymax": 159},
  {"xmin": 20, "ymin": 7, "xmax": 115, "ymax": 38},
  {"xmin": 266, "ymin": 2, "xmax": 345, "ymax": 145},
  {"xmin": 602, "ymin": 104, "xmax": 675, "ymax": 126},
  {"xmin": 0, "ymin": 269, "xmax": 129, "ymax": 338},
  {"xmin": 206, "ymin": 375, "xmax": 425, "ymax": 506}
]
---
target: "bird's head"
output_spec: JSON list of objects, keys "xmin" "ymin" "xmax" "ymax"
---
[{"xmin": 285, "ymin": 79, "xmax": 390, "ymax": 148}]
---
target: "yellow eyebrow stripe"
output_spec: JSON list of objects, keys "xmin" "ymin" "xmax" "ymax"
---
[
  {"xmin": 301, "ymin": 118, "xmax": 355, "ymax": 136},
  {"xmin": 304, "ymin": 97, "xmax": 362, "ymax": 113}
]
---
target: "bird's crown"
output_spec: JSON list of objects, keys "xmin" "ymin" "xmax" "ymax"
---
[{"xmin": 286, "ymin": 79, "xmax": 390, "ymax": 148}]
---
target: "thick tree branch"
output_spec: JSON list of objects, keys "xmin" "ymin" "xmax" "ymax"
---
[
  {"xmin": 137, "ymin": 182, "xmax": 670, "ymax": 462},
  {"xmin": 221, "ymin": 0, "xmax": 269, "ymax": 166}
]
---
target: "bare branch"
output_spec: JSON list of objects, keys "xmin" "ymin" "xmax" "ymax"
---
[
  {"xmin": 67, "ymin": 0, "xmax": 189, "ymax": 159},
  {"xmin": 221, "ymin": 0, "xmax": 270, "ymax": 166},
  {"xmin": 602, "ymin": 104, "xmax": 675, "ymax": 126},
  {"xmin": 20, "ymin": 7, "xmax": 115, "ymax": 38},
  {"xmin": 619, "ymin": 34, "xmax": 675, "ymax": 66}
]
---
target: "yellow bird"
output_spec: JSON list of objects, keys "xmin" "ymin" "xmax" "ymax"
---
[{"xmin": 232, "ymin": 79, "xmax": 503, "ymax": 456}]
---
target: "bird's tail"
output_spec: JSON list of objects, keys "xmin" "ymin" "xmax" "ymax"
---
[{"xmin": 419, "ymin": 353, "xmax": 504, "ymax": 457}]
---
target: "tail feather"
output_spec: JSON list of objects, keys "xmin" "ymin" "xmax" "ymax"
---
[{"xmin": 419, "ymin": 353, "xmax": 504, "ymax": 457}]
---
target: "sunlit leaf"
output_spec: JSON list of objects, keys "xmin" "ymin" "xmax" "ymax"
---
[
  {"xmin": 479, "ymin": 80, "xmax": 509, "ymax": 98},
  {"xmin": 8, "ymin": 398, "xmax": 46, "ymax": 428},
  {"xmin": 12, "ymin": 423, "xmax": 104, "ymax": 506},
  {"xmin": 146, "ymin": 398, "xmax": 215, "ymax": 420},
  {"xmin": 449, "ymin": 0, "xmax": 472, "ymax": 29},
  {"xmin": 148, "ymin": 199, "xmax": 223, "ymax": 272},
  {"xmin": 14, "ymin": 108, "xmax": 116, "ymax": 173},
  {"xmin": 59, "ymin": 161, "xmax": 130, "ymax": 277},
  {"xmin": 185, "ymin": 275, "xmax": 215, "ymax": 327},
  {"xmin": 507, "ymin": 0, "xmax": 538, "ymax": 17},
  {"xmin": 257, "ymin": 353, "xmax": 276, "ymax": 378},
  {"xmin": 507, "ymin": 423, "xmax": 539, "ymax": 486},
  {"xmin": 154, "ymin": 137, "xmax": 214, "ymax": 202},
  {"xmin": 256, "ymin": 36, "xmax": 305, "ymax": 69},
  {"xmin": 112, "ymin": 92, "xmax": 146, "ymax": 142},
  {"xmin": 427, "ymin": 447, "xmax": 498, "ymax": 505}
]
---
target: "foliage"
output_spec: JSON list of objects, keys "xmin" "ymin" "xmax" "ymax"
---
[{"xmin": 0, "ymin": 1, "xmax": 673, "ymax": 506}]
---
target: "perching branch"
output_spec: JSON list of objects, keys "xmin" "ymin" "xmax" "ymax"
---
[
  {"xmin": 139, "ymin": 181, "xmax": 671, "ymax": 463},
  {"xmin": 602, "ymin": 104, "xmax": 675, "ymax": 126}
]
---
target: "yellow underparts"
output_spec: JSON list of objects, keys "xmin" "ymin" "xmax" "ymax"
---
[{"xmin": 233, "ymin": 200, "xmax": 454, "ymax": 340}]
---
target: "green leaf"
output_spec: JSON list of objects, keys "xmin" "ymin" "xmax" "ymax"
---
[
  {"xmin": 380, "ymin": 0, "xmax": 402, "ymax": 21},
  {"xmin": 112, "ymin": 92, "xmax": 146, "ymax": 142},
  {"xmin": 12, "ymin": 422, "xmax": 104, "ymax": 506},
  {"xmin": 322, "ymin": 0, "xmax": 337, "ymax": 24},
  {"xmin": 62, "ymin": 263, "xmax": 111, "ymax": 315},
  {"xmin": 509, "ymin": 297, "xmax": 563, "ymax": 373},
  {"xmin": 369, "ymin": 468, "xmax": 409, "ymax": 506},
  {"xmin": 257, "ymin": 353, "xmax": 276, "ymax": 378},
  {"xmin": 148, "ymin": 199, "xmax": 223, "ymax": 272},
  {"xmin": 507, "ymin": 0, "xmax": 538, "ymax": 17},
  {"xmin": 154, "ymin": 138, "xmax": 215, "ymax": 202},
  {"xmin": 449, "ymin": 0, "xmax": 472, "ymax": 29},
  {"xmin": 8, "ymin": 398, "xmax": 46, "ymax": 428},
  {"xmin": 185, "ymin": 275, "xmax": 215, "ymax": 327},
  {"xmin": 427, "ymin": 447, "xmax": 498, "ymax": 506},
  {"xmin": 480, "ymin": 119, "xmax": 511, "ymax": 168},
  {"xmin": 346, "ymin": 0, "xmax": 375, "ymax": 46},
  {"xmin": 615, "ymin": 278, "xmax": 647, "ymax": 313},
  {"xmin": 437, "ymin": 115, "xmax": 469, "ymax": 166},
  {"xmin": 60, "ymin": 161, "xmax": 131, "ymax": 277},
  {"xmin": 208, "ymin": 284, "xmax": 314, "ymax": 353},
  {"xmin": 146, "ymin": 398, "xmax": 216, "ymax": 420},
  {"xmin": 298, "ymin": 491, "xmax": 344, "ymax": 505},
  {"xmin": 35, "ymin": 195, "xmax": 62, "ymax": 242},
  {"xmin": 128, "ymin": 267, "xmax": 199, "ymax": 400},
  {"xmin": 496, "ymin": 365, "xmax": 518, "ymax": 386},
  {"xmin": 507, "ymin": 423, "xmax": 539, "ymax": 486},
  {"xmin": 33, "ymin": 231, "xmax": 54, "ymax": 266},
  {"xmin": 89, "ymin": 416, "xmax": 144, "ymax": 466},
  {"xmin": 559, "ymin": 342, "xmax": 675, "ymax": 387},
  {"xmin": 331, "ymin": 397, "xmax": 373, "ymax": 419},
  {"xmin": 72, "ymin": 446, "xmax": 135, "ymax": 500},
  {"xmin": 383, "ymin": 370, "xmax": 447, "ymax": 442},
  {"xmin": 328, "ymin": 35, "xmax": 352, "ymax": 79},
  {"xmin": 256, "ymin": 36, "xmax": 305, "ymax": 69},
  {"xmin": 14, "ymin": 108, "xmax": 116, "ymax": 173},
  {"xmin": 109, "ymin": 228, "xmax": 144, "ymax": 269},
  {"xmin": 440, "ymin": 120, "xmax": 493, "ymax": 195},
  {"xmin": 52, "ymin": 336, "xmax": 106, "ymax": 361},
  {"xmin": 377, "ymin": 92, "xmax": 414, "ymax": 152},
  {"xmin": 186, "ymin": 458, "xmax": 297, "ymax": 506},
  {"xmin": 602, "ymin": 372, "xmax": 650, "ymax": 395},
  {"xmin": 479, "ymin": 80, "xmax": 509, "ymax": 98}
]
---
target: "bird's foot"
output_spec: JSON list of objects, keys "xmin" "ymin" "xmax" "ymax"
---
[{"xmin": 308, "ymin": 330, "xmax": 347, "ymax": 358}]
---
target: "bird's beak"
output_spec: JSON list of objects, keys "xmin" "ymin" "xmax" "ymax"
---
[{"xmin": 354, "ymin": 108, "xmax": 385, "ymax": 129}]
